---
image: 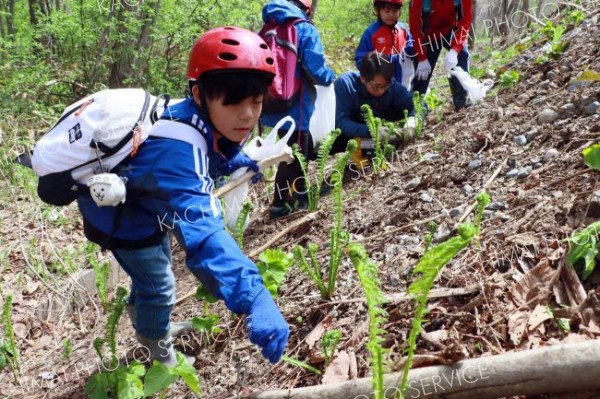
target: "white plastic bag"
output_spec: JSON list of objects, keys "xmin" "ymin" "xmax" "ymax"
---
[
  {"xmin": 449, "ymin": 67, "xmax": 494, "ymax": 105},
  {"xmin": 309, "ymin": 84, "xmax": 336, "ymax": 147},
  {"xmin": 222, "ymin": 116, "xmax": 296, "ymax": 231}
]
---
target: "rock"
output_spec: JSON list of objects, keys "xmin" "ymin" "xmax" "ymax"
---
[
  {"xmin": 433, "ymin": 225, "xmax": 452, "ymax": 242},
  {"xmin": 468, "ymin": 159, "xmax": 483, "ymax": 170},
  {"xmin": 488, "ymin": 201, "xmax": 508, "ymax": 211},
  {"xmin": 483, "ymin": 210, "xmax": 495, "ymax": 219},
  {"xmin": 532, "ymin": 162, "xmax": 543, "ymax": 169},
  {"xmin": 514, "ymin": 135, "xmax": 527, "ymax": 146},
  {"xmin": 450, "ymin": 205, "xmax": 466, "ymax": 218},
  {"xmin": 543, "ymin": 148, "xmax": 559, "ymax": 162},
  {"xmin": 525, "ymin": 127, "xmax": 542, "ymax": 142},
  {"xmin": 530, "ymin": 157, "xmax": 542, "ymax": 164},
  {"xmin": 506, "ymin": 169, "xmax": 519, "ymax": 178},
  {"xmin": 552, "ymin": 191, "xmax": 563, "ymax": 199},
  {"xmin": 463, "ymin": 184, "xmax": 473, "ymax": 195},
  {"xmin": 419, "ymin": 192, "xmax": 433, "ymax": 203},
  {"xmin": 560, "ymin": 103, "xmax": 576, "ymax": 117},
  {"xmin": 406, "ymin": 177, "xmax": 421, "ymax": 190},
  {"xmin": 495, "ymin": 212, "xmax": 511, "ymax": 222},
  {"xmin": 538, "ymin": 108, "xmax": 558, "ymax": 124},
  {"xmin": 517, "ymin": 94, "xmax": 529, "ymax": 104},
  {"xmin": 585, "ymin": 101, "xmax": 600, "ymax": 116},
  {"xmin": 546, "ymin": 71, "xmax": 558, "ymax": 79},
  {"xmin": 508, "ymin": 158, "xmax": 518, "ymax": 169},
  {"xmin": 539, "ymin": 80, "xmax": 550, "ymax": 90},
  {"xmin": 518, "ymin": 166, "xmax": 532, "ymax": 178},
  {"xmin": 422, "ymin": 152, "xmax": 441, "ymax": 161}
]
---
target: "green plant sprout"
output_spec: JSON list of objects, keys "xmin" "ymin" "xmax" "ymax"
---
[
  {"xmin": 195, "ymin": 285, "xmax": 218, "ymax": 316},
  {"xmin": 327, "ymin": 140, "xmax": 355, "ymax": 297},
  {"xmin": 361, "ymin": 104, "xmax": 388, "ymax": 171},
  {"xmin": 567, "ymin": 221, "xmax": 600, "ymax": 280},
  {"xmin": 256, "ymin": 248, "xmax": 295, "ymax": 296},
  {"xmin": 281, "ymin": 354, "xmax": 322, "ymax": 375},
  {"xmin": 1, "ymin": 295, "xmax": 20, "ymax": 381},
  {"xmin": 398, "ymin": 192, "xmax": 490, "ymax": 398},
  {"xmin": 62, "ymin": 338, "xmax": 73, "ymax": 359},
  {"xmin": 292, "ymin": 129, "xmax": 341, "ymax": 212},
  {"xmin": 348, "ymin": 243, "xmax": 388, "ymax": 399},
  {"xmin": 499, "ymin": 70, "xmax": 520, "ymax": 88},
  {"xmin": 143, "ymin": 353, "xmax": 201, "ymax": 397},
  {"xmin": 583, "ymin": 144, "xmax": 600, "ymax": 170},
  {"xmin": 234, "ymin": 200, "xmax": 253, "ymax": 248},
  {"xmin": 321, "ymin": 329, "xmax": 343, "ymax": 366},
  {"xmin": 293, "ymin": 244, "xmax": 328, "ymax": 298},
  {"xmin": 423, "ymin": 221, "xmax": 439, "ymax": 253},
  {"xmin": 90, "ymin": 256, "xmax": 110, "ymax": 311},
  {"xmin": 85, "ymin": 358, "xmax": 145, "ymax": 399}
]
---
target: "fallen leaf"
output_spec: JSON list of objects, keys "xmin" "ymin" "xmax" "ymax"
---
[
  {"xmin": 13, "ymin": 322, "xmax": 28, "ymax": 339},
  {"xmin": 305, "ymin": 317, "xmax": 333, "ymax": 350},
  {"xmin": 508, "ymin": 311, "xmax": 528, "ymax": 346},
  {"xmin": 348, "ymin": 349, "xmax": 358, "ymax": 380},
  {"xmin": 510, "ymin": 259, "xmax": 560, "ymax": 309},
  {"xmin": 321, "ymin": 350, "xmax": 350, "ymax": 384},
  {"xmin": 507, "ymin": 233, "xmax": 540, "ymax": 247},
  {"xmin": 528, "ymin": 304, "xmax": 553, "ymax": 332}
]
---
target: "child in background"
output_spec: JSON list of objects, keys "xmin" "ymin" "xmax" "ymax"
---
[
  {"xmin": 77, "ymin": 27, "xmax": 289, "ymax": 366},
  {"xmin": 409, "ymin": 0, "xmax": 473, "ymax": 110},
  {"xmin": 355, "ymin": 0, "xmax": 415, "ymax": 91},
  {"xmin": 259, "ymin": 0, "xmax": 335, "ymax": 219}
]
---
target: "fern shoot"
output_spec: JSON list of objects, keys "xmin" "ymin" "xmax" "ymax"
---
[
  {"xmin": 292, "ymin": 143, "xmax": 313, "ymax": 210},
  {"xmin": 234, "ymin": 200, "xmax": 253, "ymax": 248},
  {"xmin": 293, "ymin": 245, "xmax": 327, "ymax": 298},
  {"xmin": 361, "ymin": 104, "xmax": 388, "ymax": 171},
  {"xmin": 90, "ymin": 257, "xmax": 110, "ymax": 311},
  {"xmin": 1, "ymin": 294, "xmax": 20, "ymax": 379},
  {"xmin": 398, "ymin": 223, "xmax": 476, "ymax": 398},
  {"xmin": 106, "ymin": 286, "xmax": 128, "ymax": 368},
  {"xmin": 310, "ymin": 129, "xmax": 342, "ymax": 211},
  {"xmin": 327, "ymin": 140, "xmax": 356, "ymax": 297},
  {"xmin": 348, "ymin": 243, "xmax": 388, "ymax": 399}
]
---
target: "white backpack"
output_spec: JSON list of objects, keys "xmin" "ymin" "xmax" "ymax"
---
[{"xmin": 31, "ymin": 88, "xmax": 169, "ymax": 206}]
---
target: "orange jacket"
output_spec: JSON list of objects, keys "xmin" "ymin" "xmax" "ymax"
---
[{"xmin": 409, "ymin": 0, "xmax": 473, "ymax": 61}]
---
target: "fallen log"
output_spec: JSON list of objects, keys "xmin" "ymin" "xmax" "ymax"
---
[{"xmin": 238, "ymin": 340, "xmax": 600, "ymax": 399}]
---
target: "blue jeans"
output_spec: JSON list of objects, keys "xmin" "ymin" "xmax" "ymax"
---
[
  {"xmin": 412, "ymin": 33, "xmax": 471, "ymax": 109},
  {"xmin": 112, "ymin": 235, "xmax": 175, "ymax": 339}
]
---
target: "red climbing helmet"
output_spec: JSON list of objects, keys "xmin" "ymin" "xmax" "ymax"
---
[
  {"xmin": 187, "ymin": 26, "xmax": 275, "ymax": 81},
  {"xmin": 374, "ymin": 0, "xmax": 404, "ymax": 6}
]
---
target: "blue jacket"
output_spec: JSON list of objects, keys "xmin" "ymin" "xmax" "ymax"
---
[
  {"xmin": 334, "ymin": 71, "xmax": 414, "ymax": 138},
  {"xmin": 77, "ymin": 98, "xmax": 264, "ymax": 314},
  {"xmin": 259, "ymin": 0, "xmax": 335, "ymax": 131},
  {"xmin": 355, "ymin": 20, "xmax": 415, "ymax": 84}
]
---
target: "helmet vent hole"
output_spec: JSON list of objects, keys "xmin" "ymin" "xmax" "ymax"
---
[
  {"xmin": 260, "ymin": 43, "xmax": 268, "ymax": 50},
  {"xmin": 266, "ymin": 57, "xmax": 274, "ymax": 65},
  {"xmin": 219, "ymin": 52, "xmax": 238, "ymax": 61},
  {"xmin": 222, "ymin": 38, "xmax": 240, "ymax": 46}
]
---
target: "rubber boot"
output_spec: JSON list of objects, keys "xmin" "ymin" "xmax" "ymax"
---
[
  {"xmin": 136, "ymin": 333, "xmax": 178, "ymax": 367},
  {"xmin": 126, "ymin": 304, "xmax": 194, "ymax": 337}
]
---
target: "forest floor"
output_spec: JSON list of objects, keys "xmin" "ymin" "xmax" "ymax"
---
[{"xmin": 0, "ymin": 9, "xmax": 599, "ymax": 399}]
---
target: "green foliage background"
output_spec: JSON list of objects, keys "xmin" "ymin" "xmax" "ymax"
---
[{"xmin": 0, "ymin": 0, "xmax": 378, "ymax": 125}]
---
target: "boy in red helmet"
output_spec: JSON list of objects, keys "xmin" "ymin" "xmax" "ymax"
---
[
  {"xmin": 355, "ymin": 0, "xmax": 415, "ymax": 91},
  {"xmin": 77, "ymin": 27, "xmax": 289, "ymax": 366},
  {"xmin": 409, "ymin": 0, "xmax": 473, "ymax": 110}
]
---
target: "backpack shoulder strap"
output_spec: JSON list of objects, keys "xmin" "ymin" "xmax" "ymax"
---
[
  {"xmin": 422, "ymin": 0, "xmax": 431, "ymax": 14},
  {"xmin": 149, "ymin": 119, "xmax": 209, "ymax": 154}
]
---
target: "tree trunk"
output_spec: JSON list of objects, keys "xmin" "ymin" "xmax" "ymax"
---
[
  {"xmin": 468, "ymin": 0, "xmax": 477, "ymax": 48},
  {"xmin": 108, "ymin": 1, "xmax": 138, "ymax": 87},
  {"xmin": 240, "ymin": 341, "xmax": 600, "ymax": 399},
  {"xmin": 28, "ymin": 0, "xmax": 39, "ymax": 26},
  {"xmin": 311, "ymin": 0, "xmax": 319, "ymax": 20},
  {"xmin": 132, "ymin": 0, "xmax": 161, "ymax": 85}
]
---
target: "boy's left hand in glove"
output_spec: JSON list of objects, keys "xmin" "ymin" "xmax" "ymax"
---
[{"xmin": 245, "ymin": 289, "xmax": 290, "ymax": 364}]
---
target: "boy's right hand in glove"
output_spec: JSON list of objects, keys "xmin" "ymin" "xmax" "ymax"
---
[{"xmin": 245, "ymin": 288, "xmax": 290, "ymax": 364}]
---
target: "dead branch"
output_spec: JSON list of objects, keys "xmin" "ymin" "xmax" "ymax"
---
[{"xmin": 237, "ymin": 340, "xmax": 600, "ymax": 399}]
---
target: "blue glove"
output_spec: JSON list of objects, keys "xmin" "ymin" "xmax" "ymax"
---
[
  {"xmin": 245, "ymin": 289, "xmax": 289, "ymax": 364},
  {"xmin": 219, "ymin": 152, "xmax": 263, "ymax": 183}
]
